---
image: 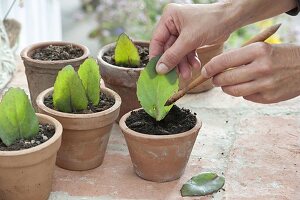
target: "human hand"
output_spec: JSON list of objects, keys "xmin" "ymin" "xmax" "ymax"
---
[
  {"xmin": 201, "ymin": 42, "xmax": 300, "ymax": 103},
  {"xmin": 149, "ymin": 3, "xmax": 233, "ymax": 79}
]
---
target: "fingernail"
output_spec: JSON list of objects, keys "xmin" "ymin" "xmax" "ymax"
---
[
  {"xmin": 201, "ymin": 67, "xmax": 208, "ymax": 78},
  {"xmin": 156, "ymin": 63, "xmax": 169, "ymax": 74}
]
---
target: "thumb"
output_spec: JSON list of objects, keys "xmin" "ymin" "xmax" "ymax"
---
[{"xmin": 156, "ymin": 35, "xmax": 192, "ymax": 74}]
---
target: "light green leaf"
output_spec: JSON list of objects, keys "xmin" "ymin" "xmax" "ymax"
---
[
  {"xmin": 137, "ymin": 56, "xmax": 179, "ymax": 121},
  {"xmin": 0, "ymin": 88, "xmax": 39, "ymax": 146},
  {"xmin": 53, "ymin": 65, "xmax": 88, "ymax": 112},
  {"xmin": 115, "ymin": 33, "xmax": 140, "ymax": 67},
  {"xmin": 78, "ymin": 58, "xmax": 100, "ymax": 105},
  {"xmin": 181, "ymin": 172, "xmax": 225, "ymax": 197}
]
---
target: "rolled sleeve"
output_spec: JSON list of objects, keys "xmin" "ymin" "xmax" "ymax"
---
[{"xmin": 287, "ymin": 0, "xmax": 300, "ymax": 16}]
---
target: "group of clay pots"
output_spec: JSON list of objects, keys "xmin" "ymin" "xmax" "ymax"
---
[{"xmin": 0, "ymin": 40, "xmax": 223, "ymax": 200}]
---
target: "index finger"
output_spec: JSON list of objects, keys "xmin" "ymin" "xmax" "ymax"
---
[
  {"xmin": 201, "ymin": 42, "xmax": 270, "ymax": 78},
  {"xmin": 149, "ymin": 19, "xmax": 171, "ymax": 59}
]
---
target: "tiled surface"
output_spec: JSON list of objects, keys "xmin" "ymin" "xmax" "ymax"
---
[{"xmin": 4, "ymin": 61, "xmax": 300, "ymax": 200}]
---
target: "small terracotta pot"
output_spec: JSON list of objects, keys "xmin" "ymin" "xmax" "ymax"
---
[
  {"xmin": 21, "ymin": 41, "xmax": 89, "ymax": 110},
  {"xmin": 0, "ymin": 114, "xmax": 62, "ymax": 200},
  {"xmin": 36, "ymin": 87, "xmax": 121, "ymax": 171},
  {"xmin": 180, "ymin": 43, "xmax": 224, "ymax": 93},
  {"xmin": 119, "ymin": 109, "xmax": 202, "ymax": 182},
  {"xmin": 97, "ymin": 41, "xmax": 146, "ymax": 121}
]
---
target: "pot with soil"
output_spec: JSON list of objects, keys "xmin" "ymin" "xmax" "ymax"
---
[
  {"xmin": 0, "ymin": 88, "xmax": 62, "ymax": 200},
  {"xmin": 36, "ymin": 58, "xmax": 121, "ymax": 170},
  {"xmin": 119, "ymin": 55, "xmax": 201, "ymax": 182},
  {"xmin": 119, "ymin": 106, "xmax": 201, "ymax": 182},
  {"xmin": 180, "ymin": 43, "xmax": 224, "ymax": 93},
  {"xmin": 21, "ymin": 41, "xmax": 89, "ymax": 110},
  {"xmin": 97, "ymin": 39, "xmax": 148, "ymax": 121},
  {"xmin": 98, "ymin": 35, "xmax": 222, "ymax": 120}
]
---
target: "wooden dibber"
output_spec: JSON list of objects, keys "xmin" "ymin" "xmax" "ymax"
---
[{"xmin": 165, "ymin": 24, "xmax": 281, "ymax": 106}]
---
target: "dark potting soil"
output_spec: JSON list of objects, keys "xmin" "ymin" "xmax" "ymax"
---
[
  {"xmin": 44, "ymin": 92, "xmax": 115, "ymax": 114},
  {"xmin": 102, "ymin": 45, "xmax": 149, "ymax": 68},
  {"xmin": 125, "ymin": 105, "xmax": 197, "ymax": 135},
  {"xmin": 31, "ymin": 44, "xmax": 84, "ymax": 61},
  {"xmin": 0, "ymin": 124, "xmax": 55, "ymax": 151}
]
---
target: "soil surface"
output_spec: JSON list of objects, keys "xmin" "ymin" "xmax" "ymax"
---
[
  {"xmin": 31, "ymin": 44, "xmax": 84, "ymax": 61},
  {"xmin": 44, "ymin": 92, "xmax": 115, "ymax": 114},
  {"xmin": 125, "ymin": 105, "xmax": 197, "ymax": 135},
  {"xmin": 102, "ymin": 45, "xmax": 149, "ymax": 68},
  {"xmin": 0, "ymin": 124, "xmax": 55, "ymax": 151}
]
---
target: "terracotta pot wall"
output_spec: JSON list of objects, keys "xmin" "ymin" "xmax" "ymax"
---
[
  {"xmin": 97, "ymin": 41, "xmax": 147, "ymax": 121},
  {"xmin": 0, "ymin": 114, "xmax": 62, "ymax": 200},
  {"xmin": 21, "ymin": 41, "xmax": 89, "ymax": 110},
  {"xmin": 119, "ymin": 109, "xmax": 202, "ymax": 182},
  {"xmin": 36, "ymin": 87, "xmax": 121, "ymax": 171}
]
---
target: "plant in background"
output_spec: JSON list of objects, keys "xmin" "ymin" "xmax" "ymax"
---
[
  {"xmin": 137, "ymin": 56, "xmax": 179, "ymax": 121},
  {"xmin": 86, "ymin": 0, "xmax": 297, "ymax": 48},
  {"xmin": 53, "ymin": 57, "xmax": 100, "ymax": 113},
  {"xmin": 88, "ymin": 0, "xmax": 207, "ymax": 45},
  {"xmin": 0, "ymin": 88, "xmax": 39, "ymax": 146},
  {"xmin": 114, "ymin": 33, "xmax": 140, "ymax": 67}
]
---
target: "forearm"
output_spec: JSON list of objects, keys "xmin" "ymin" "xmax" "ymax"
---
[{"xmin": 220, "ymin": 0, "xmax": 297, "ymax": 32}]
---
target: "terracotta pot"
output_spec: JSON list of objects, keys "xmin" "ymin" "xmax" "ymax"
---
[
  {"xmin": 119, "ymin": 109, "xmax": 202, "ymax": 182},
  {"xmin": 0, "ymin": 114, "xmax": 62, "ymax": 200},
  {"xmin": 97, "ymin": 41, "xmax": 146, "ymax": 121},
  {"xmin": 21, "ymin": 41, "xmax": 89, "ymax": 110},
  {"xmin": 36, "ymin": 87, "xmax": 121, "ymax": 171},
  {"xmin": 180, "ymin": 43, "xmax": 224, "ymax": 93}
]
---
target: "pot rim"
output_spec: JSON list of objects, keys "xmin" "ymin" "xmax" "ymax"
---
[
  {"xmin": 97, "ymin": 40, "xmax": 149, "ymax": 71},
  {"xmin": 36, "ymin": 86, "xmax": 121, "ymax": 119},
  {"xmin": 0, "ymin": 113, "xmax": 62, "ymax": 156},
  {"xmin": 119, "ymin": 108, "xmax": 202, "ymax": 140},
  {"xmin": 20, "ymin": 41, "xmax": 90, "ymax": 65}
]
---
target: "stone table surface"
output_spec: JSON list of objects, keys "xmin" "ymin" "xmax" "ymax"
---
[{"xmin": 3, "ymin": 61, "xmax": 300, "ymax": 200}]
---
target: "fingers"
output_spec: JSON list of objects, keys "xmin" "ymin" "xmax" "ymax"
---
[
  {"xmin": 178, "ymin": 56, "xmax": 192, "ymax": 79},
  {"xmin": 201, "ymin": 42, "xmax": 272, "ymax": 78},
  {"xmin": 149, "ymin": 18, "xmax": 172, "ymax": 59},
  {"xmin": 164, "ymin": 35, "xmax": 177, "ymax": 51},
  {"xmin": 212, "ymin": 62, "xmax": 261, "ymax": 87},
  {"xmin": 221, "ymin": 80, "xmax": 261, "ymax": 97},
  {"xmin": 187, "ymin": 51, "xmax": 201, "ymax": 70},
  {"xmin": 156, "ymin": 34, "xmax": 193, "ymax": 74}
]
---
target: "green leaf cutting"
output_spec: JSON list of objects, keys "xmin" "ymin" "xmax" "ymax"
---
[
  {"xmin": 137, "ymin": 56, "xmax": 179, "ymax": 121},
  {"xmin": 78, "ymin": 57, "xmax": 100, "ymax": 105},
  {"xmin": 0, "ymin": 88, "xmax": 39, "ymax": 146},
  {"xmin": 180, "ymin": 172, "xmax": 225, "ymax": 197},
  {"xmin": 53, "ymin": 65, "xmax": 88, "ymax": 113},
  {"xmin": 114, "ymin": 33, "xmax": 140, "ymax": 67}
]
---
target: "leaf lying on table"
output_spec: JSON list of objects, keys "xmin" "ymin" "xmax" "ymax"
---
[
  {"xmin": 181, "ymin": 172, "xmax": 225, "ymax": 197},
  {"xmin": 114, "ymin": 33, "xmax": 140, "ymax": 67},
  {"xmin": 78, "ymin": 57, "xmax": 100, "ymax": 106},
  {"xmin": 0, "ymin": 88, "xmax": 39, "ymax": 146},
  {"xmin": 53, "ymin": 65, "xmax": 88, "ymax": 113},
  {"xmin": 137, "ymin": 56, "xmax": 179, "ymax": 121}
]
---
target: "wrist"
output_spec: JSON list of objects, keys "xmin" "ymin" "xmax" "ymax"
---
[
  {"xmin": 273, "ymin": 44, "xmax": 300, "ymax": 68},
  {"xmin": 219, "ymin": 0, "xmax": 298, "ymax": 31},
  {"xmin": 213, "ymin": 1, "xmax": 242, "ymax": 35}
]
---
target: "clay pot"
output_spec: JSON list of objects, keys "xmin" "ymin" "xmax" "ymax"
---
[
  {"xmin": 97, "ymin": 41, "xmax": 146, "ymax": 121},
  {"xmin": 0, "ymin": 113, "xmax": 62, "ymax": 200},
  {"xmin": 21, "ymin": 41, "xmax": 89, "ymax": 110},
  {"xmin": 36, "ymin": 87, "xmax": 121, "ymax": 171},
  {"xmin": 119, "ymin": 109, "xmax": 202, "ymax": 182},
  {"xmin": 180, "ymin": 43, "xmax": 224, "ymax": 93}
]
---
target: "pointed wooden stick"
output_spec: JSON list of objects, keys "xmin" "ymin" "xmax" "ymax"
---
[{"xmin": 165, "ymin": 24, "xmax": 281, "ymax": 106}]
